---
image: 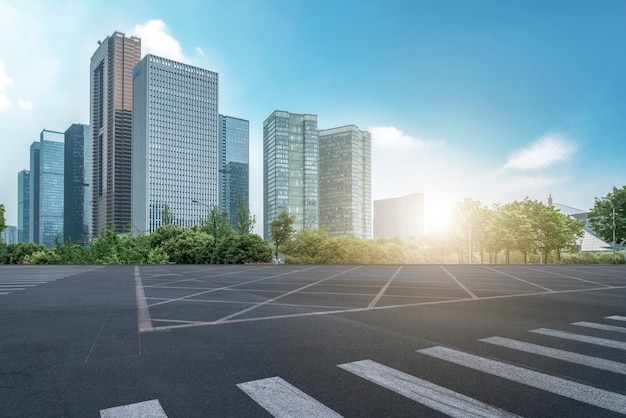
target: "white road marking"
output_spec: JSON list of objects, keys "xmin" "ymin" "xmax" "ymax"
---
[
  {"xmin": 441, "ymin": 266, "xmax": 478, "ymax": 299},
  {"xmin": 100, "ymin": 399, "xmax": 167, "ymax": 417},
  {"xmin": 530, "ymin": 328, "xmax": 626, "ymax": 350},
  {"xmin": 237, "ymin": 376, "xmax": 342, "ymax": 418},
  {"xmin": 480, "ymin": 336, "xmax": 626, "ymax": 375},
  {"xmin": 338, "ymin": 359, "xmax": 518, "ymax": 417},
  {"xmin": 134, "ymin": 266, "xmax": 153, "ymax": 332},
  {"xmin": 368, "ymin": 266, "xmax": 403, "ymax": 308},
  {"xmin": 606, "ymin": 315, "xmax": 626, "ymax": 322},
  {"xmin": 482, "ymin": 266, "xmax": 554, "ymax": 292},
  {"xmin": 418, "ymin": 346, "xmax": 626, "ymax": 414},
  {"xmin": 572, "ymin": 321, "xmax": 626, "ymax": 334},
  {"xmin": 520, "ymin": 266, "xmax": 612, "ymax": 287}
]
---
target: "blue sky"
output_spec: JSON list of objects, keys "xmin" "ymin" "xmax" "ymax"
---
[{"xmin": 1, "ymin": 0, "xmax": 625, "ymax": 232}]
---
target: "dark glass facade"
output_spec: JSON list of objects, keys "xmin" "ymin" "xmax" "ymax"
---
[
  {"xmin": 17, "ymin": 170, "xmax": 30, "ymax": 242},
  {"xmin": 29, "ymin": 142, "xmax": 40, "ymax": 244},
  {"xmin": 64, "ymin": 123, "xmax": 90, "ymax": 243},
  {"xmin": 39, "ymin": 130, "xmax": 65, "ymax": 247},
  {"xmin": 219, "ymin": 115, "xmax": 249, "ymax": 227}
]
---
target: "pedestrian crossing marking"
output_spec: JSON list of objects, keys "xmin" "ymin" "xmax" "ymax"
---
[
  {"xmin": 338, "ymin": 359, "xmax": 519, "ymax": 417},
  {"xmin": 572, "ymin": 321, "xmax": 626, "ymax": 334},
  {"xmin": 100, "ymin": 399, "xmax": 167, "ymax": 418},
  {"xmin": 530, "ymin": 328, "xmax": 626, "ymax": 350},
  {"xmin": 417, "ymin": 345, "xmax": 626, "ymax": 414}
]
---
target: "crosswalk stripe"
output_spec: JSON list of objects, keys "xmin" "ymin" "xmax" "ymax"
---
[
  {"xmin": 338, "ymin": 359, "xmax": 518, "ymax": 417},
  {"xmin": 606, "ymin": 315, "xmax": 626, "ymax": 321},
  {"xmin": 479, "ymin": 336, "xmax": 626, "ymax": 375},
  {"xmin": 418, "ymin": 346, "xmax": 626, "ymax": 414},
  {"xmin": 237, "ymin": 376, "xmax": 342, "ymax": 418},
  {"xmin": 530, "ymin": 328, "xmax": 626, "ymax": 350},
  {"xmin": 100, "ymin": 399, "xmax": 167, "ymax": 418},
  {"xmin": 573, "ymin": 321, "xmax": 626, "ymax": 334}
]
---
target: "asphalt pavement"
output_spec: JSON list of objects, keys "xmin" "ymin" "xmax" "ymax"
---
[{"xmin": 1, "ymin": 264, "xmax": 626, "ymax": 417}]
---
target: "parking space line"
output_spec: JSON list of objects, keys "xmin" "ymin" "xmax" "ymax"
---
[
  {"xmin": 482, "ymin": 266, "xmax": 554, "ymax": 292},
  {"xmin": 572, "ymin": 321, "xmax": 626, "ymax": 334},
  {"xmin": 214, "ymin": 266, "xmax": 362, "ymax": 323},
  {"xmin": 440, "ymin": 266, "xmax": 478, "ymax": 299},
  {"xmin": 607, "ymin": 315, "xmax": 626, "ymax": 322},
  {"xmin": 530, "ymin": 328, "xmax": 626, "ymax": 350},
  {"xmin": 520, "ymin": 266, "xmax": 612, "ymax": 287},
  {"xmin": 479, "ymin": 336, "xmax": 626, "ymax": 375},
  {"xmin": 237, "ymin": 376, "xmax": 342, "ymax": 418},
  {"xmin": 339, "ymin": 359, "xmax": 518, "ymax": 417},
  {"xmin": 418, "ymin": 346, "xmax": 626, "ymax": 415},
  {"xmin": 135, "ymin": 266, "xmax": 153, "ymax": 332},
  {"xmin": 368, "ymin": 266, "xmax": 403, "ymax": 308}
]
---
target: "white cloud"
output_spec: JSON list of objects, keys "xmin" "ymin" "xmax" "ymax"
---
[
  {"xmin": 504, "ymin": 135, "xmax": 576, "ymax": 171},
  {"xmin": 195, "ymin": 47, "xmax": 205, "ymax": 56},
  {"xmin": 132, "ymin": 20, "xmax": 190, "ymax": 64},
  {"xmin": 369, "ymin": 126, "xmax": 439, "ymax": 150},
  {"xmin": 0, "ymin": 61, "xmax": 14, "ymax": 110},
  {"xmin": 17, "ymin": 98, "xmax": 32, "ymax": 111}
]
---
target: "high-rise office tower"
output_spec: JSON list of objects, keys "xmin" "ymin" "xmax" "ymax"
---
[
  {"xmin": 1, "ymin": 226, "xmax": 17, "ymax": 245},
  {"xmin": 318, "ymin": 125, "xmax": 372, "ymax": 239},
  {"xmin": 263, "ymin": 111, "xmax": 318, "ymax": 240},
  {"xmin": 219, "ymin": 115, "xmax": 249, "ymax": 228},
  {"xmin": 90, "ymin": 31, "xmax": 141, "ymax": 237},
  {"xmin": 373, "ymin": 193, "xmax": 424, "ymax": 238},
  {"xmin": 64, "ymin": 123, "xmax": 90, "ymax": 243},
  {"xmin": 39, "ymin": 129, "xmax": 65, "ymax": 247},
  {"xmin": 132, "ymin": 54, "xmax": 219, "ymax": 234},
  {"xmin": 29, "ymin": 141, "xmax": 40, "ymax": 244},
  {"xmin": 17, "ymin": 170, "xmax": 30, "ymax": 242}
]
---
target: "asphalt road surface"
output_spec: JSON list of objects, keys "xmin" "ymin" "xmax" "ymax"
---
[{"xmin": 1, "ymin": 264, "xmax": 626, "ymax": 417}]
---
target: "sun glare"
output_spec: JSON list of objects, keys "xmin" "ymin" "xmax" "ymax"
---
[{"xmin": 424, "ymin": 205, "xmax": 453, "ymax": 234}]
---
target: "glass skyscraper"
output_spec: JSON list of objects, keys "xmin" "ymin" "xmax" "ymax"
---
[
  {"xmin": 39, "ymin": 129, "xmax": 65, "ymax": 247},
  {"xmin": 17, "ymin": 170, "xmax": 30, "ymax": 243},
  {"xmin": 132, "ymin": 54, "xmax": 219, "ymax": 234},
  {"xmin": 64, "ymin": 123, "xmax": 90, "ymax": 243},
  {"xmin": 29, "ymin": 141, "xmax": 40, "ymax": 244},
  {"xmin": 219, "ymin": 115, "xmax": 249, "ymax": 227},
  {"xmin": 263, "ymin": 111, "xmax": 318, "ymax": 240},
  {"xmin": 90, "ymin": 31, "xmax": 141, "ymax": 237},
  {"xmin": 318, "ymin": 125, "xmax": 372, "ymax": 239}
]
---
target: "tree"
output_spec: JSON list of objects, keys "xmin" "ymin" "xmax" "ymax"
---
[
  {"xmin": 0, "ymin": 204, "xmax": 6, "ymax": 236},
  {"xmin": 588, "ymin": 186, "xmax": 626, "ymax": 245},
  {"xmin": 270, "ymin": 211, "xmax": 295, "ymax": 261},
  {"xmin": 233, "ymin": 195, "xmax": 256, "ymax": 235},
  {"xmin": 161, "ymin": 204, "xmax": 175, "ymax": 226},
  {"xmin": 200, "ymin": 205, "xmax": 234, "ymax": 246}
]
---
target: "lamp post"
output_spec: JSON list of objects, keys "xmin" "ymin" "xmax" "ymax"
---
[{"xmin": 613, "ymin": 205, "xmax": 616, "ymax": 263}]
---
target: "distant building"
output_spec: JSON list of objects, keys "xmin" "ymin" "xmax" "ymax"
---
[
  {"xmin": 552, "ymin": 202, "xmax": 612, "ymax": 252},
  {"xmin": 90, "ymin": 31, "xmax": 141, "ymax": 237},
  {"xmin": 263, "ymin": 111, "xmax": 318, "ymax": 240},
  {"xmin": 131, "ymin": 54, "xmax": 219, "ymax": 234},
  {"xmin": 29, "ymin": 142, "xmax": 40, "ymax": 244},
  {"xmin": 219, "ymin": 115, "xmax": 249, "ymax": 227},
  {"xmin": 17, "ymin": 170, "xmax": 30, "ymax": 242},
  {"xmin": 64, "ymin": 124, "xmax": 90, "ymax": 243},
  {"xmin": 39, "ymin": 129, "xmax": 65, "ymax": 247},
  {"xmin": 318, "ymin": 125, "xmax": 372, "ymax": 239},
  {"xmin": 374, "ymin": 193, "xmax": 424, "ymax": 238},
  {"xmin": 1, "ymin": 226, "xmax": 17, "ymax": 245}
]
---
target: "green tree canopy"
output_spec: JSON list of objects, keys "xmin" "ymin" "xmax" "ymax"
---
[
  {"xmin": 270, "ymin": 211, "xmax": 295, "ymax": 260},
  {"xmin": 588, "ymin": 185, "xmax": 626, "ymax": 245},
  {"xmin": 0, "ymin": 204, "xmax": 6, "ymax": 236},
  {"xmin": 233, "ymin": 196, "xmax": 256, "ymax": 235}
]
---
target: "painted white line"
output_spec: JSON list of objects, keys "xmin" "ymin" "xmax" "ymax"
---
[
  {"xmin": 418, "ymin": 346, "xmax": 626, "ymax": 414},
  {"xmin": 338, "ymin": 359, "xmax": 518, "ymax": 417},
  {"xmin": 0, "ymin": 292, "xmax": 9, "ymax": 295},
  {"xmin": 237, "ymin": 376, "xmax": 342, "ymax": 418},
  {"xmin": 441, "ymin": 266, "xmax": 478, "ymax": 299},
  {"xmin": 480, "ymin": 336, "xmax": 626, "ymax": 375},
  {"xmin": 606, "ymin": 315, "xmax": 626, "ymax": 322},
  {"xmin": 368, "ymin": 266, "xmax": 403, "ymax": 308},
  {"xmin": 100, "ymin": 399, "xmax": 167, "ymax": 417},
  {"xmin": 572, "ymin": 321, "xmax": 626, "ymax": 334},
  {"xmin": 0, "ymin": 288, "xmax": 25, "ymax": 291},
  {"xmin": 520, "ymin": 266, "xmax": 612, "ymax": 287},
  {"xmin": 134, "ymin": 266, "xmax": 153, "ymax": 332},
  {"xmin": 214, "ymin": 266, "xmax": 362, "ymax": 323},
  {"xmin": 530, "ymin": 328, "xmax": 626, "ymax": 350},
  {"xmin": 482, "ymin": 266, "xmax": 554, "ymax": 292}
]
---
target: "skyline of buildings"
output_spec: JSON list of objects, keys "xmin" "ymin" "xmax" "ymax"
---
[
  {"xmin": 90, "ymin": 31, "xmax": 141, "ymax": 237},
  {"xmin": 131, "ymin": 54, "xmax": 220, "ymax": 234}
]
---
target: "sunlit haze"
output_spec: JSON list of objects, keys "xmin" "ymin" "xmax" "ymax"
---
[{"xmin": 1, "ymin": 0, "xmax": 625, "ymax": 234}]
